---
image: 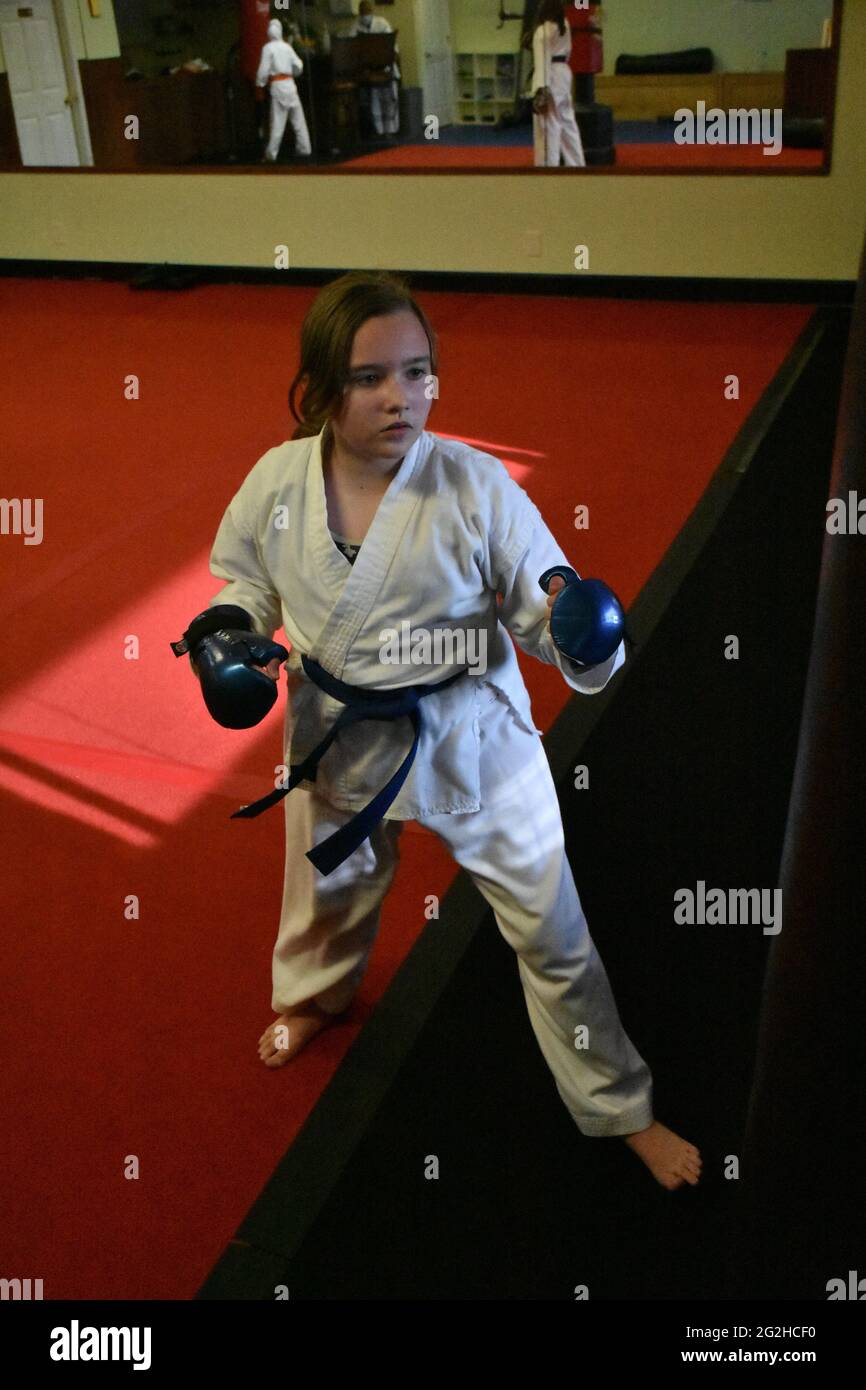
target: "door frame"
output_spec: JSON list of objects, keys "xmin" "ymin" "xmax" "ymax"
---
[
  {"xmin": 413, "ymin": 0, "xmax": 455, "ymax": 130},
  {"xmin": 49, "ymin": 0, "xmax": 92, "ymax": 165}
]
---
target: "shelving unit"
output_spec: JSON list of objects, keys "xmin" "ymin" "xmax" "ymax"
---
[{"xmin": 455, "ymin": 52, "xmax": 518, "ymax": 125}]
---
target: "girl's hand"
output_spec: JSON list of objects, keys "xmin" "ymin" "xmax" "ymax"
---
[
  {"xmin": 251, "ymin": 657, "xmax": 284, "ymax": 682},
  {"xmin": 545, "ymin": 574, "xmax": 566, "ymax": 626},
  {"xmin": 191, "ymin": 652, "xmax": 283, "ymax": 681}
]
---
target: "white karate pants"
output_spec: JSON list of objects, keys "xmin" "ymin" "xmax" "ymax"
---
[
  {"xmin": 361, "ymin": 78, "xmax": 399, "ymax": 135},
  {"xmin": 271, "ymin": 698, "xmax": 653, "ymax": 1138},
  {"xmin": 265, "ymin": 80, "xmax": 312, "ymax": 160},
  {"xmin": 533, "ymin": 63, "xmax": 586, "ymax": 168}
]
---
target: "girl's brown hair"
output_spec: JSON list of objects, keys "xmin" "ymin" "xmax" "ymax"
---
[
  {"xmin": 288, "ymin": 270, "xmax": 440, "ymax": 441},
  {"xmin": 535, "ymin": 0, "xmax": 567, "ymax": 37}
]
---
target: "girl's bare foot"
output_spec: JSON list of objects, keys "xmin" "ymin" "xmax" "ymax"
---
[
  {"xmin": 622, "ymin": 1120, "xmax": 702, "ymax": 1190},
  {"xmin": 257, "ymin": 1000, "xmax": 340, "ymax": 1068}
]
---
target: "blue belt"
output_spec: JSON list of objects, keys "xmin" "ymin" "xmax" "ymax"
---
[{"xmin": 231, "ymin": 653, "xmax": 465, "ymax": 875}]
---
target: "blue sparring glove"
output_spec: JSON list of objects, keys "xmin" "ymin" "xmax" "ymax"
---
[
  {"xmin": 170, "ymin": 604, "xmax": 289, "ymax": 729},
  {"xmin": 538, "ymin": 566, "xmax": 628, "ymax": 668}
]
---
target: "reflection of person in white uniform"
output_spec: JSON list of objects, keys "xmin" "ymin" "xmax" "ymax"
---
[
  {"xmin": 349, "ymin": 0, "xmax": 400, "ymax": 136},
  {"xmin": 530, "ymin": 0, "xmax": 585, "ymax": 167},
  {"xmin": 257, "ymin": 17, "xmax": 312, "ymax": 161}
]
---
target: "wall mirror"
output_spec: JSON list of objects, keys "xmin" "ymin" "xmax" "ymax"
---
[{"xmin": 0, "ymin": 0, "xmax": 842, "ymax": 175}]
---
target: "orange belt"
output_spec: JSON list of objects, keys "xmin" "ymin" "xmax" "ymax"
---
[{"xmin": 270, "ymin": 73, "xmax": 294, "ymax": 82}]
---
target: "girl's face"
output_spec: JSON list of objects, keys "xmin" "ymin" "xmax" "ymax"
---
[{"xmin": 330, "ymin": 310, "xmax": 434, "ymax": 467}]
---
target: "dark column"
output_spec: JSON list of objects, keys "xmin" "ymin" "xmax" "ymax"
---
[{"xmin": 729, "ymin": 235, "xmax": 866, "ymax": 1298}]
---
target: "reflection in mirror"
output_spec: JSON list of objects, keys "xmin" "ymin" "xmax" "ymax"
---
[{"xmin": 0, "ymin": 0, "xmax": 841, "ymax": 174}]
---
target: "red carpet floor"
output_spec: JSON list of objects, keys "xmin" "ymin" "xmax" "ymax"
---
[
  {"xmin": 344, "ymin": 142, "xmax": 822, "ymax": 170},
  {"xmin": 0, "ymin": 277, "xmax": 813, "ymax": 1297}
]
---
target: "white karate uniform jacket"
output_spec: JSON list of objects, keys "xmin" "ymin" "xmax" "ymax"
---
[
  {"xmin": 256, "ymin": 35, "xmax": 304, "ymax": 96},
  {"xmin": 530, "ymin": 18, "xmax": 570, "ymax": 95},
  {"xmin": 206, "ymin": 425, "xmax": 625, "ymax": 819}
]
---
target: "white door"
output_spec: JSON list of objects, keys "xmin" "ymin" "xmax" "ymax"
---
[
  {"xmin": 0, "ymin": 0, "xmax": 80, "ymax": 165},
  {"xmin": 414, "ymin": 0, "xmax": 454, "ymax": 128}
]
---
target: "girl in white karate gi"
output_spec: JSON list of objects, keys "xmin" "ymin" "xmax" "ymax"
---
[
  {"xmin": 256, "ymin": 18, "xmax": 312, "ymax": 161},
  {"xmin": 529, "ymin": 0, "xmax": 586, "ymax": 168},
  {"xmin": 207, "ymin": 270, "xmax": 700, "ymax": 1191}
]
